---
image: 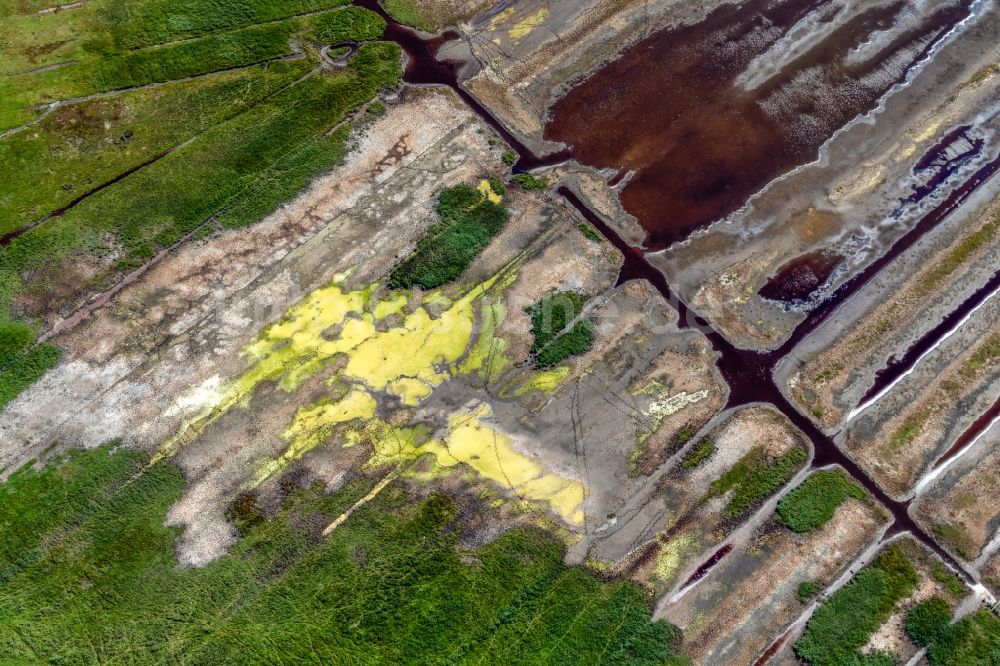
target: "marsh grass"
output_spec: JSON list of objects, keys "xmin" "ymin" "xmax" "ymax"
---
[{"xmin": 0, "ymin": 444, "xmax": 688, "ymax": 665}]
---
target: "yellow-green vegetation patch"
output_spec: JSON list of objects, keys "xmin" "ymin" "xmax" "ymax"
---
[
  {"xmin": 0, "ymin": 444, "xmax": 686, "ymax": 664},
  {"xmin": 652, "ymin": 529, "xmax": 699, "ymax": 588},
  {"xmin": 380, "ymin": 0, "xmax": 432, "ymax": 31},
  {"xmin": 501, "ymin": 366, "xmax": 572, "ymax": 398},
  {"xmin": 919, "ymin": 212, "xmax": 998, "ymax": 292},
  {"xmin": 889, "ymin": 410, "xmax": 931, "ymax": 449},
  {"xmin": 961, "ymin": 332, "xmax": 1000, "ymax": 378}
]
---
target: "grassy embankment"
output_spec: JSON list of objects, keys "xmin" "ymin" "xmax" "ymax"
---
[
  {"xmin": 776, "ymin": 469, "xmax": 865, "ymax": 533},
  {"xmin": 0, "ymin": 444, "xmax": 688, "ymax": 665},
  {"xmin": 907, "ymin": 600, "xmax": 1000, "ymax": 665},
  {"xmin": 0, "ymin": 0, "xmax": 401, "ymax": 409}
]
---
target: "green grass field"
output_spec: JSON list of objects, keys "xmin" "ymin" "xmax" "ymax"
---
[
  {"xmin": 0, "ymin": 444, "xmax": 687, "ymax": 665},
  {"xmin": 0, "ymin": 0, "xmax": 402, "ymax": 410}
]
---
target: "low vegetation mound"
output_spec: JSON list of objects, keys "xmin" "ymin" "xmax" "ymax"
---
[
  {"xmin": 705, "ymin": 445, "xmax": 807, "ymax": 519},
  {"xmin": 389, "ymin": 184, "xmax": 509, "ymax": 290},
  {"xmin": 527, "ymin": 291, "xmax": 596, "ymax": 368},
  {"xmin": 795, "ymin": 544, "xmax": 919, "ymax": 666},
  {"xmin": 776, "ymin": 469, "xmax": 865, "ymax": 533},
  {"xmin": 0, "ymin": 444, "xmax": 689, "ymax": 665},
  {"xmin": 512, "ymin": 172, "xmax": 549, "ymax": 191},
  {"xmin": 680, "ymin": 438, "xmax": 714, "ymax": 469}
]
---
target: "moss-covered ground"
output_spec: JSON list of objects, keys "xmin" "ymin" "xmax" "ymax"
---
[{"xmin": 0, "ymin": 444, "xmax": 688, "ymax": 665}]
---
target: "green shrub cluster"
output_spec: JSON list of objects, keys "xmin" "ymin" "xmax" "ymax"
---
[
  {"xmin": 931, "ymin": 561, "xmax": 967, "ymax": 599},
  {"xmin": 924, "ymin": 609, "xmax": 1000, "ymax": 665},
  {"xmin": 905, "ymin": 596, "xmax": 952, "ymax": 646},
  {"xmin": 578, "ymin": 223, "xmax": 603, "ymax": 243},
  {"xmin": 798, "ymin": 580, "xmax": 821, "ymax": 602},
  {"xmin": 707, "ymin": 446, "xmax": 807, "ymax": 519},
  {"xmin": 512, "ymin": 172, "xmax": 549, "ymax": 190},
  {"xmin": 527, "ymin": 291, "xmax": 595, "ymax": 368},
  {"xmin": 680, "ymin": 438, "xmax": 714, "ymax": 469},
  {"xmin": 0, "ymin": 321, "xmax": 61, "ymax": 410},
  {"xmin": 776, "ymin": 470, "xmax": 865, "ymax": 533},
  {"xmin": 388, "ymin": 184, "xmax": 509, "ymax": 290},
  {"xmin": 795, "ymin": 544, "xmax": 919, "ymax": 665},
  {"xmin": 0, "ymin": 444, "xmax": 689, "ymax": 665}
]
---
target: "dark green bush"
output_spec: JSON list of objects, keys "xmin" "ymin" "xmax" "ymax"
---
[
  {"xmin": 795, "ymin": 544, "xmax": 918, "ymax": 666},
  {"xmin": 905, "ymin": 596, "xmax": 952, "ymax": 646},
  {"xmin": 388, "ymin": 184, "xmax": 509, "ymax": 290},
  {"xmin": 680, "ymin": 438, "xmax": 714, "ymax": 469},
  {"xmin": 578, "ymin": 223, "xmax": 603, "ymax": 243},
  {"xmin": 0, "ymin": 322, "xmax": 62, "ymax": 410},
  {"xmin": 798, "ymin": 580, "xmax": 820, "ymax": 602},
  {"xmin": 526, "ymin": 291, "xmax": 595, "ymax": 368},
  {"xmin": 536, "ymin": 321, "xmax": 595, "ymax": 368},
  {"xmin": 777, "ymin": 470, "xmax": 865, "ymax": 533}
]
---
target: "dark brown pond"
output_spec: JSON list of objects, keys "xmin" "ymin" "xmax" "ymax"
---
[
  {"xmin": 759, "ymin": 250, "xmax": 843, "ymax": 303},
  {"xmin": 544, "ymin": 0, "xmax": 973, "ymax": 249}
]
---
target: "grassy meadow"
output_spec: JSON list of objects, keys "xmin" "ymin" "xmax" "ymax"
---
[{"xmin": 0, "ymin": 0, "xmax": 403, "ymax": 409}]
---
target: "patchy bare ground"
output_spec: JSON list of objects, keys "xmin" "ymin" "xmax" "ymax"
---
[
  {"xmin": 914, "ymin": 422, "xmax": 1000, "ymax": 563},
  {"xmin": 621, "ymin": 405, "xmax": 809, "ymax": 598},
  {"xmin": 660, "ymin": 494, "xmax": 887, "ymax": 665}
]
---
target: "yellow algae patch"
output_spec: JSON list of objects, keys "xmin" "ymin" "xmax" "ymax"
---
[
  {"xmin": 457, "ymin": 294, "xmax": 509, "ymax": 381},
  {"xmin": 502, "ymin": 366, "xmax": 571, "ymax": 398},
  {"xmin": 159, "ymin": 272, "xmax": 516, "ymax": 462},
  {"xmin": 251, "ymin": 388, "xmax": 376, "ymax": 486},
  {"xmin": 426, "ymin": 406, "xmax": 585, "ymax": 525},
  {"xmin": 486, "ymin": 6, "xmax": 516, "ymax": 30},
  {"xmin": 387, "ymin": 378, "xmax": 433, "ymax": 405},
  {"xmin": 653, "ymin": 530, "xmax": 698, "ymax": 586},
  {"xmin": 372, "ymin": 291, "xmax": 409, "ymax": 320},
  {"xmin": 508, "ymin": 7, "xmax": 549, "ymax": 44},
  {"xmin": 478, "ymin": 179, "xmax": 503, "ymax": 204},
  {"xmin": 339, "ymin": 404, "xmax": 586, "ymax": 526}
]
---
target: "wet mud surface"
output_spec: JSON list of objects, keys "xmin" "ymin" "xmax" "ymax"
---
[{"xmin": 544, "ymin": 0, "xmax": 973, "ymax": 249}]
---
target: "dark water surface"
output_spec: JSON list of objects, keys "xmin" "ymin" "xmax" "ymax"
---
[{"xmin": 545, "ymin": 0, "xmax": 973, "ymax": 249}]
